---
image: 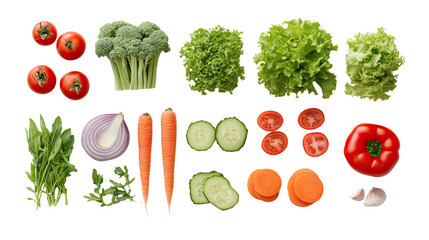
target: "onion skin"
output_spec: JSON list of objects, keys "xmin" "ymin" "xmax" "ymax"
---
[{"xmin": 81, "ymin": 113, "xmax": 130, "ymax": 161}]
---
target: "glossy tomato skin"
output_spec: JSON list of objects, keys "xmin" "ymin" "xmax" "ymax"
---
[
  {"xmin": 298, "ymin": 108, "xmax": 325, "ymax": 130},
  {"xmin": 60, "ymin": 71, "xmax": 89, "ymax": 100},
  {"xmin": 32, "ymin": 21, "xmax": 57, "ymax": 46},
  {"xmin": 27, "ymin": 65, "xmax": 56, "ymax": 94},
  {"xmin": 303, "ymin": 132, "xmax": 329, "ymax": 157},
  {"xmin": 344, "ymin": 124, "xmax": 400, "ymax": 177},
  {"xmin": 262, "ymin": 131, "xmax": 288, "ymax": 155},
  {"xmin": 257, "ymin": 111, "xmax": 283, "ymax": 131},
  {"xmin": 56, "ymin": 32, "xmax": 86, "ymax": 60}
]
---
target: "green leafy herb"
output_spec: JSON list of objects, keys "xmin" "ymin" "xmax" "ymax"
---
[
  {"xmin": 84, "ymin": 166, "xmax": 135, "ymax": 207},
  {"xmin": 254, "ymin": 19, "xmax": 338, "ymax": 98},
  {"xmin": 26, "ymin": 115, "xmax": 77, "ymax": 209},
  {"xmin": 180, "ymin": 25, "xmax": 245, "ymax": 95},
  {"xmin": 345, "ymin": 28, "xmax": 405, "ymax": 101}
]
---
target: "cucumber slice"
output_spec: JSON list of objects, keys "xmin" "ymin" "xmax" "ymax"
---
[
  {"xmin": 215, "ymin": 117, "xmax": 248, "ymax": 152},
  {"xmin": 189, "ymin": 171, "xmax": 223, "ymax": 204},
  {"xmin": 186, "ymin": 121, "xmax": 216, "ymax": 151},
  {"xmin": 203, "ymin": 175, "xmax": 239, "ymax": 210}
]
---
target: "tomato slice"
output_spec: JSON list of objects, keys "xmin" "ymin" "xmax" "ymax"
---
[
  {"xmin": 262, "ymin": 131, "xmax": 288, "ymax": 155},
  {"xmin": 257, "ymin": 111, "xmax": 283, "ymax": 131},
  {"xmin": 298, "ymin": 108, "xmax": 325, "ymax": 130},
  {"xmin": 303, "ymin": 132, "xmax": 328, "ymax": 157}
]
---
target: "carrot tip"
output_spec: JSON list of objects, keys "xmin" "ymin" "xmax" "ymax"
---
[
  {"xmin": 143, "ymin": 113, "xmax": 150, "ymax": 116},
  {"xmin": 165, "ymin": 108, "xmax": 173, "ymax": 112}
]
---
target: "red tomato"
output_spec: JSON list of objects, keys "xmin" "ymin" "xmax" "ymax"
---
[
  {"xmin": 303, "ymin": 132, "xmax": 328, "ymax": 157},
  {"xmin": 262, "ymin": 131, "xmax": 288, "ymax": 155},
  {"xmin": 32, "ymin": 21, "xmax": 57, "ymax": 46},
  {"xmin": 257, "ymin": 111, "xmax": 283, "ymax": 131},
  {"xmin": 56, "ymin": 32, "xmax": 86, "ymax": 60},
  {"xmin": 27, "ymin": 65, "xmax": 56, "ymax": 94},
  {"xmin": 60, "ymin": 71, "xmax": 90, "ymax": 100},
  {"xmin": 298, "ymin": 108, "xmax": 325, "ymax": 130}
]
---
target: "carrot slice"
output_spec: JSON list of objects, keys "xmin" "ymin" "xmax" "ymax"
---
[
  {"xmin": 293, "ymin": 173, "xmax": 323, "ymax": 203},
  {"xmin": 253, "ymin": 169, "xmax": 282, "ymax": 197},
  {"xmin": 247, "ymin": 169, "xmax": 261, "ymax": 200},
  {"xmin": 287, "ymin": 169, "xmax": 317, "ymax": 207},
  {"xmin": 255, "ymin": 191, "xmax": 279, "ymax": 202}
]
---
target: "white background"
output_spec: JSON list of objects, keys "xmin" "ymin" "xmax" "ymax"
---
[{"xmin": 1, "ymin": 0, "xmax": 427, "ymax": 239}]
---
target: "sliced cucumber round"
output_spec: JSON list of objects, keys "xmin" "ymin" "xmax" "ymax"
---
[
  {"xmin": 189, "ymin": 171, "xmax": 223, "ymax": 204},
  {"xmin": 215, "ymin": 117, "xmax": 247, "ymax": 152},
  {"xmin": 203, "ymin": 175, "xmax": 239, "ymax": 210},
  {"xmin": 186, "ymin": 121, "xmax": 216, "ymax": 151}
]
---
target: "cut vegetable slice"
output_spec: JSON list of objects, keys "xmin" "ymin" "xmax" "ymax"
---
[
  {"xmin": 247, "ymin": 169, "xmax": 260, "ymax": 200},
  {"xmin": 287, "ymin": 169, "xmax": 317, "ymax": 207},
  {"xmin": 262, "ymin": 131, "xmax": 288, "ymax": 155},
  {"xmin": 186, "ymin": 121, "xmax": 215, "ymax": 151},
  {"xmin": 203, "ymin": 175, "xmax": 239, "ymax": 210},
  {"xmin": 189, "ymin": 171, "xmax": 223, "ymax": 204},
  {"xmin": 255, "ymin": 191, "xmax": 279, "ymax": 202},
  {"xmin": 257, "ymin": 111, "xmax": 283, "ymax": 131},
  {"xmin": 298, "ymin": 108, "xmax": 325, "ymax": 130},
  {"xmin": 303, "ymin": 132, "xmax": 329, "ymax": 157},
  {"xmin": 215, "ymin": 117, "xmax": 247, "ymax": 152},
  {"xmin": 253, "ymin": 169, "xmax": 282, "ymax": 197},
  {"xmin": 293, "ymin": 172, "xmax": 324, "ymax": 203}
]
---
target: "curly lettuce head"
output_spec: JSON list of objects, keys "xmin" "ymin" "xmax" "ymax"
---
[
  {"xmin": 254, "ymin": 19, "xmax": 338, "ymax": 98},
  {"xmin": 180, "ymin": 26, "xmax": 245, "ymax": 95},
  {"xmin": 345, "ymin": 28, "xmax": 405, "ymax": 101}
]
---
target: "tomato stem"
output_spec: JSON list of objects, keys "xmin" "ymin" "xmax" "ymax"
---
[
  {"xmin": 37, "ymin": 22, "xmax": 53, "ymax": 40},
  {"xmin": 69, "ymin": 78, "xmax": 82, "ymax": 94},
  {"xmin": 367, "ymin": 141, "xmax": 382, "ymax": 158},
  {"xmin": 32, "ymin": 66, "xmax": 47, "ymax": 87},
  {"xmin": 64, "ymin": 38, "xmax": 73, "ymax": 50}
]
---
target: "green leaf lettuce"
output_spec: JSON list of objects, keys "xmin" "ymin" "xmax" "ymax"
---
[
  {"xmin": 254, "ymin": 19, "xmax": 338, "ymax": 98},
  {"xmin": 345, "ymin": 28, "xmax": 405, "ymax": 101}
]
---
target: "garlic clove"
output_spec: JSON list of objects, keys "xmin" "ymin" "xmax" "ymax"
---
[
  {"xmin": 364, "ymin": 187, "xmax": 386, "ymax": 207},
  {"xmin": 350, "ymin": 188, "xmax": 365, "ymax": 201}
]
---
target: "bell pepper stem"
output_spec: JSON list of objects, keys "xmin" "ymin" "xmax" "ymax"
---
[{"xmin": 367, "ymin": 141, "xmax": 382, "ymax": 158}]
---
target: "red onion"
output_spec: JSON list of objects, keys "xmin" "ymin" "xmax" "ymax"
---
[{"xmin": 81, "ymin": 113, "xmax": 130, "ymax": 161}]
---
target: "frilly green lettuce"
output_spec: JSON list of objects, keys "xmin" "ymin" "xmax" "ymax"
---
[
  {"xmin": 254, "ymin": 19, "xmax": 338, "ymax": 98},
  {"xmin": 345, "ymin": 28, "xmax": 404, "ymax": 101}
]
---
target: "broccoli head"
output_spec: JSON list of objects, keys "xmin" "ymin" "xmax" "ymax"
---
[{"xmin": 96, "ymin": 20, "xmax": 169, "ymax": 90}]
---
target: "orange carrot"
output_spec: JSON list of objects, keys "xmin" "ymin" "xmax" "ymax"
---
[
  {"xmin": 138, "ymin": 113, "xmax": 152, "ymax": 213},
  {"xmin": 255, "ymin": 191, "xmax": 279, "ymax": 202},
  {"xmin": 287, "ymin": 169, "xmax": 316, "ymax": 207},
  {"xmin": 247, "ymin": 169, "xmax": 260, "ymax": 200},
  {"xmin": 253, "ymin": 169, "xmax": 282, "ymax": 197},
  {"xmin": 161, "ymin": 108, "xmax": 177, "ymax": 213},
  {"xmin": 293, "ymin": 173, "xmax": 323, "ymax": 203}
]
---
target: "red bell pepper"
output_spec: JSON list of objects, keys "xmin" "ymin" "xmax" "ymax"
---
[{"xmin": 344, "ymin": 123, "xmax": 400, "ymax": 177}]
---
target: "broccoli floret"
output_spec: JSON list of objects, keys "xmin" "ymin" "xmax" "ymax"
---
[
  {"xmin": 98, "ymin": 21, "xmax": 131, "ymax": 38},
  {"xmin": 96, "ymin": 21, "xmax": 169, "ymax": 90},
  {"xmin": 139, "ymin": 21, "xmax": 160, "ymax": 38},
  {"xmin": 95, "ymin": 37, "xmax": 114, "ymax": 57},
  {"xmin": 116, "ymin": 25, "xmax": 143, "ymax": 40},
  {"xmin": 95, "ymin": 37, "xmax": 122, "ymax": 89},
  {"xmin": 147, "ymin": 30, "xmax": 170, "ymax": 53}
]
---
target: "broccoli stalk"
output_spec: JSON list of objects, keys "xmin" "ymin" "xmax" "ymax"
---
[{"xmin": 95, "ymin": 21, "xmax": 170, "ymax": 90}]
